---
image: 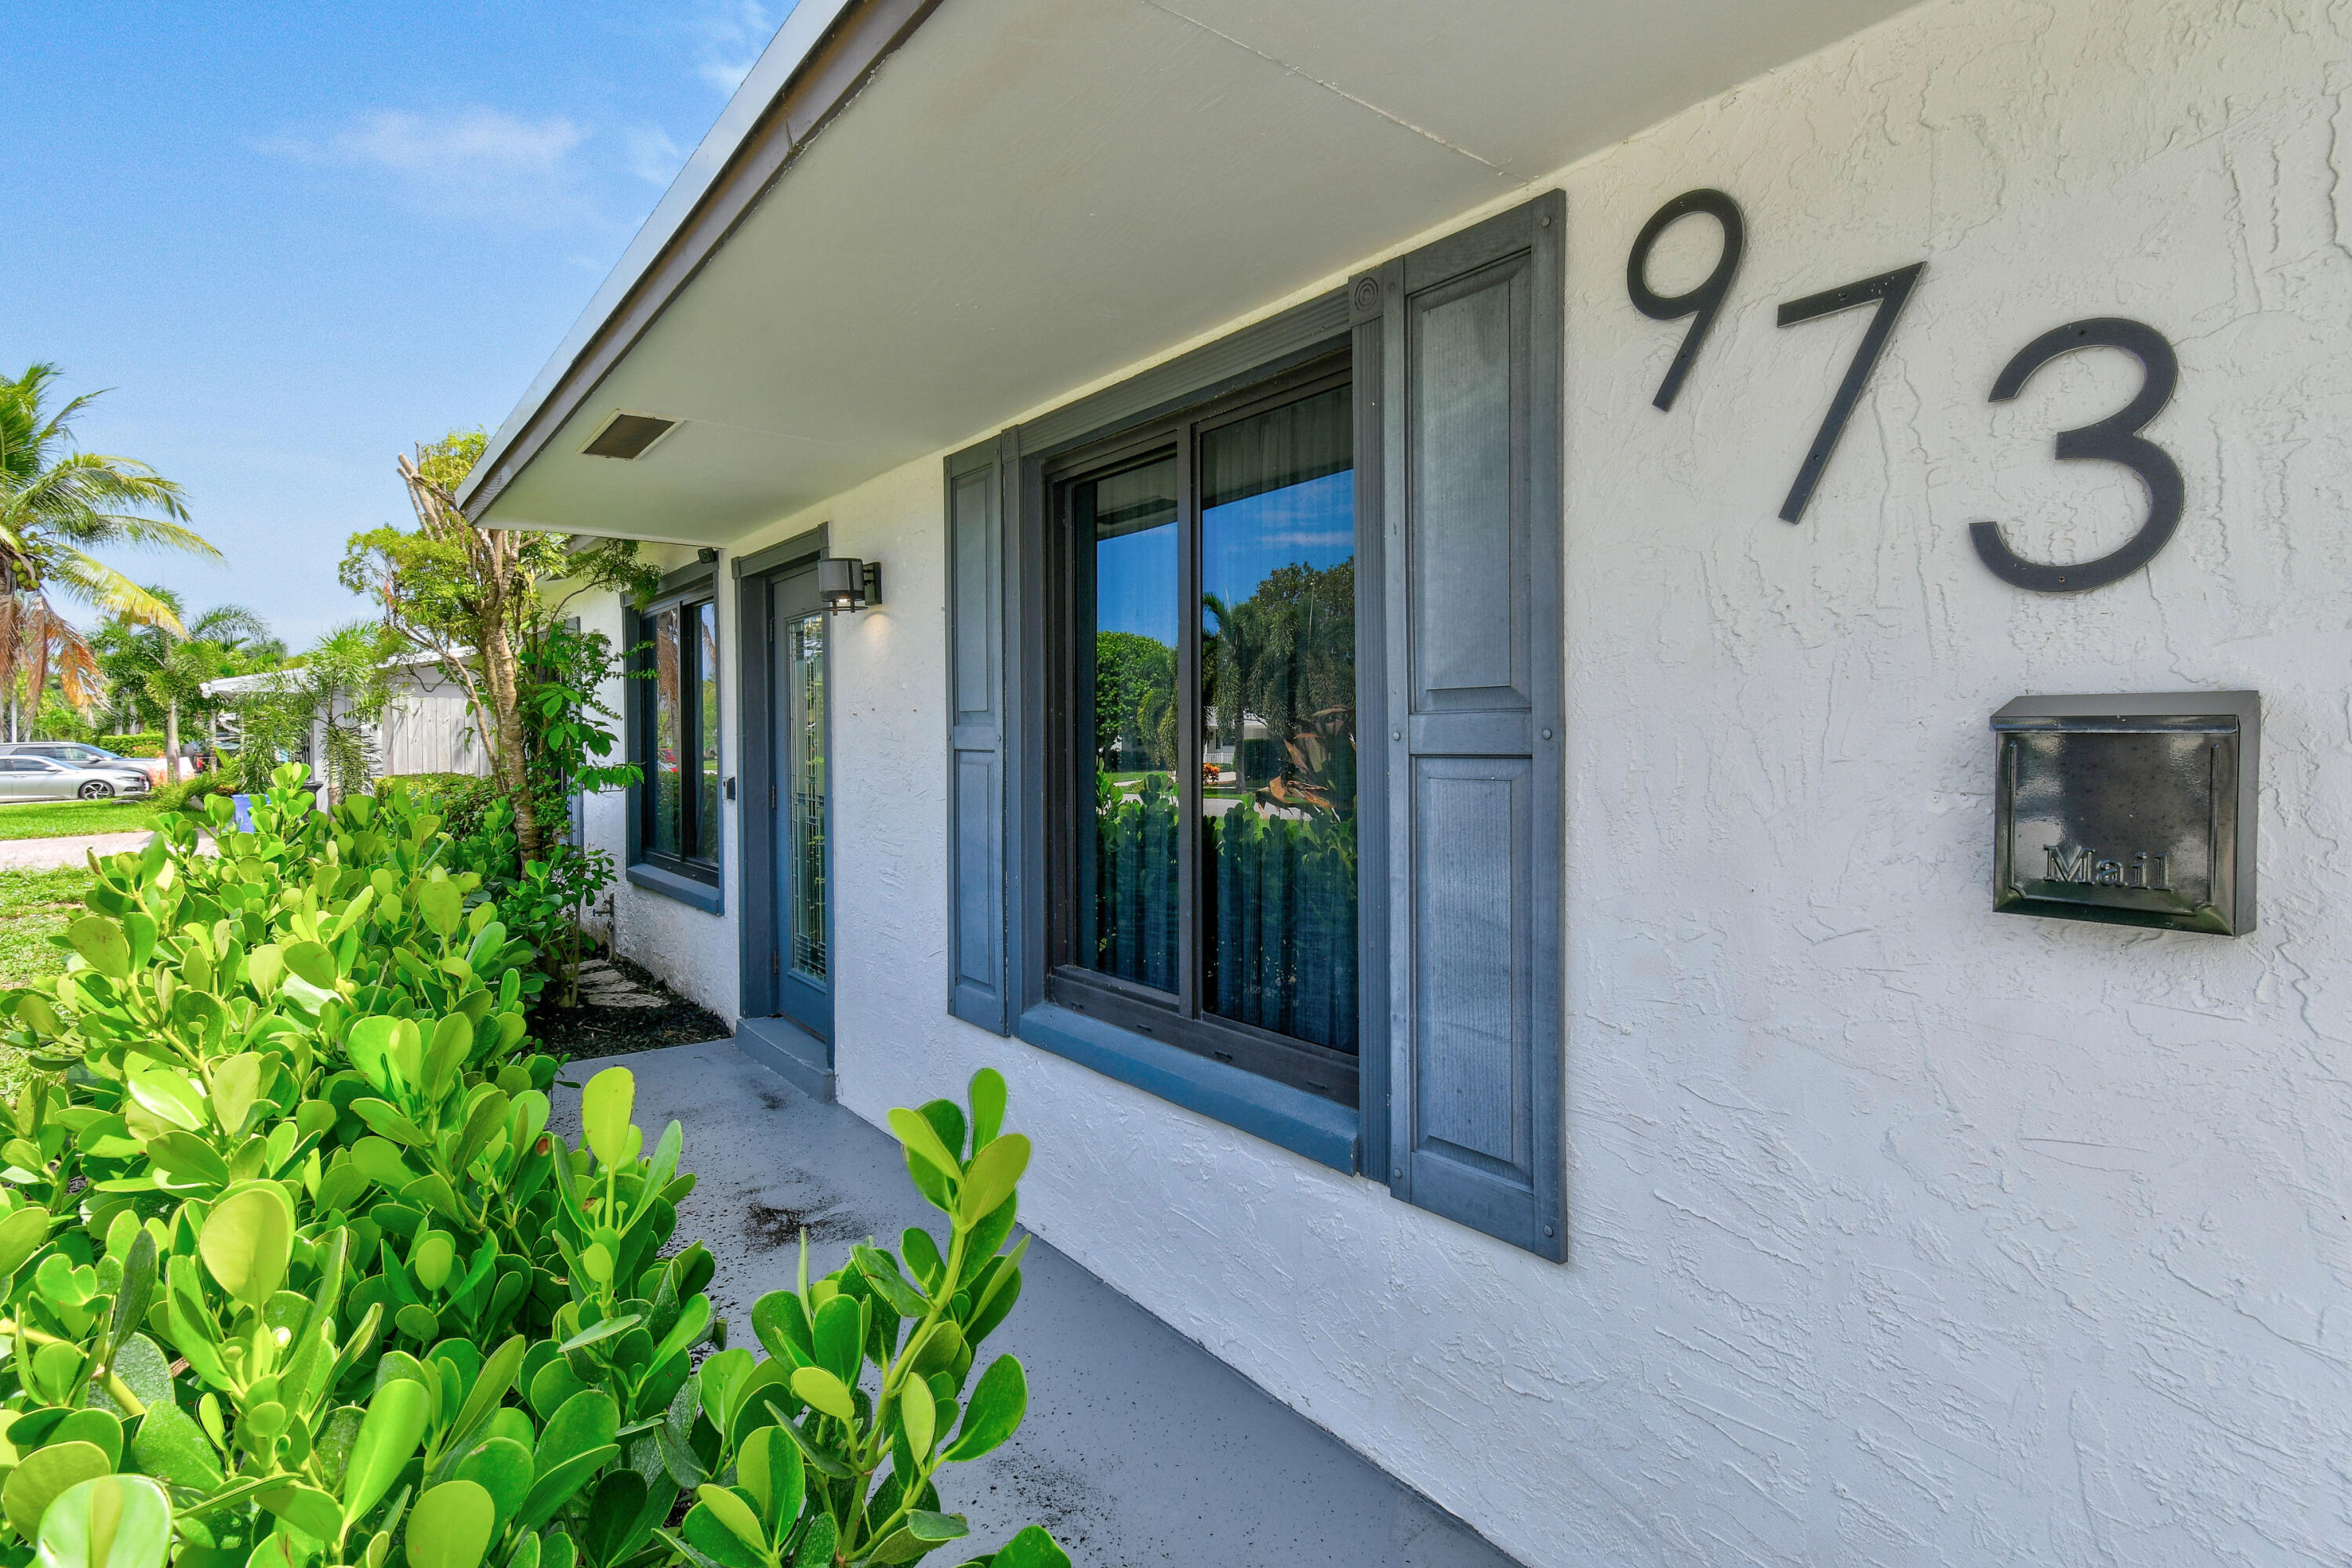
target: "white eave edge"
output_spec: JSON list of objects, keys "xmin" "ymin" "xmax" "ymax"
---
[{"xmin": 453, "ymin": 0, "xmax": 856, "ymax": 513}]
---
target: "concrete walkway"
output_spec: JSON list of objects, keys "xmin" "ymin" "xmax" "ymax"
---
[
  {"xmin": 0, "ymin": 830, "xmax": 158, "ymax": 871},
  {"xmin": 549, "ymin": 1039, "xmax": 1523, "ymax": 1568}
]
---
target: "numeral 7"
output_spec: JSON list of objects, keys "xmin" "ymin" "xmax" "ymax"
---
[{"xmin": 1773, "ymin": 263, "xmax": 1924, "ymax": 524}]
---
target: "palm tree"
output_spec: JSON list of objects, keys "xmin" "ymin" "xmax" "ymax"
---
[
  {"xmin": 147, "ymin": 604, "xmax": 278, "ymax": 771},
  {"xmin": 0, "ymin": 363, "xmax": 218, "ymax": 736}
]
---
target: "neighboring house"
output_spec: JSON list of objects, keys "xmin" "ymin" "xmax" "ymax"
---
[
  {"xmin": 459, "ymin": 2, "xmax": 2352, "ymax": 1563},
  {"xmin": 201, "ymin": 653, "xmax": 489, "ymax": 786}
]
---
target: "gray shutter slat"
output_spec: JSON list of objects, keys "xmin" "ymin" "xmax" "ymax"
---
[
  {"xmin": 1358, "ymin": 191, "xmax": 1565, "ymax": 1260},
  {"xmin": 946, "ymin": 438, "xmax": 1011, "ymax": 1032}
]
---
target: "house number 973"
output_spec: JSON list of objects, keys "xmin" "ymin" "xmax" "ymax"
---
[{"xmin": 1627, "ymin": 187, "xmax": 2185, "ymax": 594}]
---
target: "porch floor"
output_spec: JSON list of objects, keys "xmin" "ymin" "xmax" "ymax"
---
[{"xmin": 548, "ymin": 1039, "xmax": 1523, "ymax": 1568}]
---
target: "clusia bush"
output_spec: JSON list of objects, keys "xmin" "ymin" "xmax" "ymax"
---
[{"xmin": 0, "ymin": 767, "xmax": 1067, "ymax": 1568}]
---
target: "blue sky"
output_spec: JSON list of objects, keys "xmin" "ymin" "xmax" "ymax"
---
[
  {"xmin": 1096, "ymin": 472, "xmax": 1356, "ymax": 643},
  {"xmin": 2, "ymin": 2, "xmax": 790, "ymax": 648}
]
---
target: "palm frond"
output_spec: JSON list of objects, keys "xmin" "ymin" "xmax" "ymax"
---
[{"xmin": 45, "ymin": 552, "xmax": 187, "ymax": 635}]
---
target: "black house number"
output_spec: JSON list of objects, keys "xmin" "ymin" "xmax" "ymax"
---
[{"xmin": 1628, "ymin": 188, "xmax": 2187, "ymax": 593}]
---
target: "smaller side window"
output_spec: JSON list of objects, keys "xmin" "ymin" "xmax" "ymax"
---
[{"xmin": 637, "ymin": 594, "xmax": 720, "ymax": 877}]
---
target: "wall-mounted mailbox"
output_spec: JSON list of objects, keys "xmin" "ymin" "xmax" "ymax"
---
[{"xmin": 1991, "ymin": 691, "xmax": 2258, "ymax": 935}]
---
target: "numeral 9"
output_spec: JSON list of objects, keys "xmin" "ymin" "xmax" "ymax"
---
[{"xmin": 1625, "ymin": 188, "xmax": 1744, "ymax": 412}]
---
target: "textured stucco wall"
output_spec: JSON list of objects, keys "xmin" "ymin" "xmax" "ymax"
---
[
  {"xmin": 571, "ymin": 570, "xmax": 742, "ymax": 1014},
  {"xmin": 593, "ymin": 0, "xmax": 2352, "ymax": 1561}
]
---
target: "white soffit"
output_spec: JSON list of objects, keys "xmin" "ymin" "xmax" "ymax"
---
[{"xmin": 478, "ymin": 0, "xmax": 1922, "ymax": 542}]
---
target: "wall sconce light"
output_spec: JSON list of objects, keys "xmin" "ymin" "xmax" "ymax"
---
[{"xmin": 818, "ymin": 557, "xmax": 881, "ymax": 612}]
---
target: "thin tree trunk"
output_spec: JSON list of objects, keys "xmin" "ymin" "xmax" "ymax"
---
[
  {"xmin": 481, "ymin": 614, "xmax": 541, "ymax": 857},
  {"xmin": 165, "ymin": 700, "xmax": 180, "ymax": 783}
]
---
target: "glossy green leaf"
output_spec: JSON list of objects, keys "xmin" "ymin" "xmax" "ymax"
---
[
  {"xmin": 579, "ymin": 1067, "xmax": 633, "ymax": 1170},
  {"xmin": 245, "ymin": 942, "xmax": 285, "ymax": 997},
  {"xmin": 887, "ymin": 1107, "xmax": 961, "ymax": 1182},
  {"xmin": 968, "ymin": 1068, "xmax": 1007, "ymax": 1151},
  {"xmin": 445, "ymin": 1334, "xmax": 527, "ymax": 1453},
  {"xmin": 681, "ymin": 1502, "xmax": 764, "ymax": 1568},
  {"xmin": 956, "ymin": 1134, "xmax": 1029, "ymax": 1225},
  {"xmin": 32, "ymin": 1473, "xmax": 172, "ymax": 1568},
  {"xmin": 790, "ymin": 1514, "xmax": 837, "ymax": 1568},
  {"xmin": 942, "ymin": 1356, "xmax": 1026, "ymax": 1462},
  {"xmin": 255, "ymin": 1483, "xmax": 343, "ymax": 1544},
  {"xmin": 0, "ymin": 1204, "xmax": 54, "ymax": 1278},
  {"xmin": 406, "ymin": 1481, "xmax": 496, "ymax": 1568},
  {"xmin": 350, "ymin": 1135, "xmax": 416, "ymax": 1191},
  {"xmin": 811, "ymin": 1294, "xmax": 862, "ymax": 1385},
  {"xmin": 48, "ymin": 1413, "xmax": 122, "ymax": 1472},
  {"xmin": 907, "ymin": 1510, "xmax": 968, "ymax": 1543},
  {"xmin": 750, "ymin": 1290, "xmax": 811, "ymax": 1367},
  {"xmin": 538, "ymin": 1388, "xmax": 621, "ymax": 1472},
  {"xmin": 901, "ymin": 1381, "xmax": 937, "ymax": 1459},
  {"xmin": 416, "ymin": 880, "xmax": 463, "ymax": 937},
  {"xmin": 143, "ymin": 1131, "xmax": 230, "ymax": 1190},
  {"xmin": 66, "ymin": 918, "xmax": 131, "ymax": 980},
  {"xmin": 452, "ymin": 1438, "xmax": 532, "ymax": 1533},
  {"xmin": 788, "ymin": 1367, "xmax": 855, "ymax": 1425},
  {"xmin": 198, "ymin": 1184, "xmax": 295, "ymax": 1308},
  {"xmin": 511, "ymin": 1440, "xmax": 621, "ymax": 1537},
  {"xmin": 557, "ymin": 1312, "xmax": 641, "ymax": 1355},
  {"xmin": 208, "ymin": 1053, "xmax": 264, "ymax": 1138},
  {"xmin": 345, "ymin": 1016, "xmax": 399, "ymax": 1090},
  {"xmin": 3, "ymin": 1443, "xmax": 112, "ymax": 1538},
  {"xmin": 342, "ymin": 1377, "xmax": 431, "ymax": 1522},
  {"xmin": 528, "ymin": 1356, "xmax": 593, "ymax": 1421},
  {"xmin": 127, "ymin": 1395, "xmax": 220, "ymax": 1492},
  {"xmin": 695, "ymin": 1485, "xmax": 767, "ymax": 1552},
  {"xmin": 281, "ymin": 941, "xmax": 338, "ymax": 989},
  {"xmin": 989, "ymin": 1526, "xmax": 1072, "ymax": 1568},
  {"xmin": 124, "ymin": 1069, "xmax": 204, "ymax": 1132},
  {"xmin": 736, "ymin": 1425, "xmax": 803, "ymax": 1537}
]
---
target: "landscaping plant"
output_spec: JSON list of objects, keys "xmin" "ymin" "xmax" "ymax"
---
[{"xmin": 0, "ymin": 765, "xmax": 1068, "ymax": 1567}]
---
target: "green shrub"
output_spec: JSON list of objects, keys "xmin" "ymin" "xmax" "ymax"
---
[
  {"xmin": 146, "ymin": 775, "xmax": 234, "ymax": 815},
  {"xmin": 387, "ymin": 772, "xmax": 498, "ymax": 848},
  {"xmin": 98, "ymin": 734, "xmax": 167, "ymax": 758},
  {"xmin": 0, "ymin": 764, "xmax": 1067, "ymax": 1567}
]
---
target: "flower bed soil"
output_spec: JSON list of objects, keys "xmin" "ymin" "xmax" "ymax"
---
[{"xmin": 528, "ymin": 947, "xmax": 731, "ymax": 1060}]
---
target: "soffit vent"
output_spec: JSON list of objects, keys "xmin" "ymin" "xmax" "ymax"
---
[{"xmin": 583, "ymin": 412, "xmax": 679, "ymax": 460}]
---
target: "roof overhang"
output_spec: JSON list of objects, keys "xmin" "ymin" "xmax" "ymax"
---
[{"xmin": 465, "ymin": 0, "xmax": 1925, "ymax": 543}]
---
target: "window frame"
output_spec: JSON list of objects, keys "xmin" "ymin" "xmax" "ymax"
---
[
  {"xmin": 626, "ymin": 567, "xmax": 724, "ymax": 911},
  {"xmin": 1040, "ymin": 357, "xmax": 1362, "ymax": 1105}
]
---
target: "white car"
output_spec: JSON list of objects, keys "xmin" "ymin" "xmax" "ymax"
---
[{"xmin": 0, "ymin": 754, "xmax": 154, "ymax": 802}]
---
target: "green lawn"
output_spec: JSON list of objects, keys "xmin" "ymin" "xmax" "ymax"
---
[
  {"xmin": 0, "ymin": 865, "xmax": 90, "ymax": 1092},
  {"xmin": 0, "ymin": 865, "xmax": 89, "ymax": 989},
  {"xmin": 0, "ymin": 797, "xmax": 163, "ymax": 840}
]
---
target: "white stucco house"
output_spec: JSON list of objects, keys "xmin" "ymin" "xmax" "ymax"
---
[
  {"xmin": 203, "ymin": 653, "xmax": 489, "ymax": 788},
  {"xmin": 459, "ymin": 2, "xmax": 2352, "ymax": 1562}
]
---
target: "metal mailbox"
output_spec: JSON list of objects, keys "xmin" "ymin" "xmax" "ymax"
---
[{"xmin": 1990, "ymin": 691, "xmax": 2259, "ymax": 935}]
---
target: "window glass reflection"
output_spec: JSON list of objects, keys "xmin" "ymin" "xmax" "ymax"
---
[
  {"xmin": 1079, "ymin": 455, "xmax": 1180, "ymax": 993},
  {"xmin": 695, "ymin": 602, "xmax": 720, "ymax": 862},
  {"xmin": 1200, "ymin": 387, "xmax": 1356, "ymax": 1054},
  {"xmin": 652, "ymin": 605, "xmax": 683, "ymax": 858}
]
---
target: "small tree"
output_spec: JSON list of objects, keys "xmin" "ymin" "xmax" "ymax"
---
[
  {"xmin": 224, "ymin": 622, "xmax": 390, "ymax": 804},
  {"xmin": 341, "ymin": 430, "xmax": 650, "ymax": 858}
]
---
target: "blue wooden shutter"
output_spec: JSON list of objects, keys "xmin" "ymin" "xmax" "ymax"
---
[
  {"xmin": 946, "ymin": 436, "xmax": 1011, "ymax": 1031},
  {"xmin": 1354, "ymin": 192, "xmax": 1566, "ymax": 1260}
]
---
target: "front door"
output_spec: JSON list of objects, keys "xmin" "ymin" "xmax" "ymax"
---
[{"xmin": 771, "ymin": 568, "xmax": 833, "ymax": 1041}]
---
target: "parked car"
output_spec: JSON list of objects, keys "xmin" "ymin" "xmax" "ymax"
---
[
  {"xmin": 0, "ymin": 741, "xmax": 172, "ymax": 786},
  {"xmin": 0, "ymin": 754, "xmax": 154, "ymax": 802}
]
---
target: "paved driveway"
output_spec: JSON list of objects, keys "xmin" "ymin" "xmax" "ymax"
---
[{"xmin": 0, "ymin": 831, "xmax": 159, "ymax": 872}]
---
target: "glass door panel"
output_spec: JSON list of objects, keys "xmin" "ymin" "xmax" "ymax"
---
[{"xmin": 771, "ymin": 568, "xmax": 833, "ymax": 1042}]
